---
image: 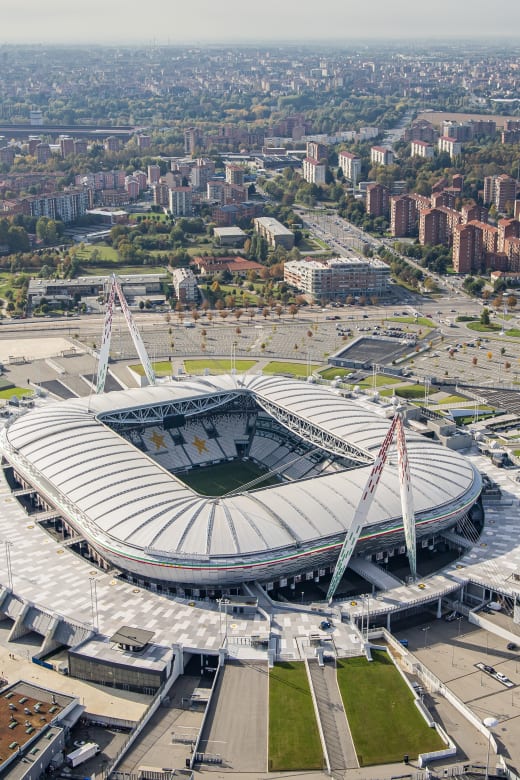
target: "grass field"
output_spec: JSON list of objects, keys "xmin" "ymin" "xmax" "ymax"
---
[
  {"xmin": 388, "ymin": 316, "xmax": 435, "ymax": 327},
  {"xmin": 319, "ymin": 367, "xmax": 354, "ymax": 380},
  {"xmin": 129, "ymin": 212, "xmax": 171, "ymax": 223},
  {"xmin": 467, "ymin": 322, "xmax": 502, "ymax": 333},
  {"xmin": 379, "ymin": 384, "xmax": 428, "ymax": 399},
  {"xmin": 269, "ymin": 662, "xmax": 323, "ymax": 772},
  {"xmin": 178, "ymin": 459, "xmax": 280, "ymax": 496},
  {"xmin": 184, "ymin": 359, "xmax": 257, "ymax": 374},
  {"xmin": 130, "ymin": 361, "xmax": 174, "ymax": 377},
  {"xmin": 0, "ymin": 386, "xmax": 33, "ymax": 399},
  {"xmin": 75, "ymin": 244, "xmax": 167, "ymax": 275},
  {"xmin": 89, "ymin": 264, "xmax": 167, "ymax": 275},
  {"xmin": 263, "ymin": 361, "xmax": 321, "ymax": 377},
  {"xmin": 337, "ymin": 651, "xmax": 444, "ymax": 766},
  {"xmin": 358, "ymin": 374, "xmax": 403, "ymax": 388},
  {"xmin": 75, "ymin": 244, "xmax": 119, "ymax": 262}
]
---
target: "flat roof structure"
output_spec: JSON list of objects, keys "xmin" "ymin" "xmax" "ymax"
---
[
  {"xmin": 109, "ymin": 626, "xmax": 155, "ymax": 649},
  {"xmin": 0, "ymin": 681, "xmax": 79, "ymax": 777}
]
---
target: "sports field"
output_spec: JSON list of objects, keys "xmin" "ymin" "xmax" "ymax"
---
[{"xmin": 177, "ymin": 459, "xmax": 280, "ymax": 495}]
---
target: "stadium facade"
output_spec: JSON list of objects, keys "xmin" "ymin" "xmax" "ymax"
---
[{"xmin": 0, "ymin": 375, "xmax": 482, "ymax": 589}]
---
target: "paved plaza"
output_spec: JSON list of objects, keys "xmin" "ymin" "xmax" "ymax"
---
[{"xmin": 0, "ymin": 309, "xmax": 519, "ymax": 779}]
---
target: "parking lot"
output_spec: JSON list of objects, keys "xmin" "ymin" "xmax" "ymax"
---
[{"xmin": 395, "ymin": 618, "xmax": 520, "ymax": 769}]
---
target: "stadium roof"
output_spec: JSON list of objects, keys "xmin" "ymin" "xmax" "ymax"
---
[{"xmin": 2, "ymin": 375, "xmax": 480, "ymax": 568}]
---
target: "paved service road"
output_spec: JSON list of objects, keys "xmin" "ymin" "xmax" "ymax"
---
[{"xmin": 198, "ymin": 660, "xmax": 268, "ymax": 772}]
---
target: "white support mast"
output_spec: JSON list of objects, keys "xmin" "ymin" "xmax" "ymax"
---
[
  {"xmin": 96, "ymin": 274, "xmax": 156, "ymax": 393},
  {"xmin": 326, "ymin": 412, "xmax": 416, "ymax": 603},
  {"xmin": 96, "ymin": 277, "xmax": 117, "ymax": 394},
  {"xmin": 396, "ymin": 414, "xmax": 417, "ymax": 581}
]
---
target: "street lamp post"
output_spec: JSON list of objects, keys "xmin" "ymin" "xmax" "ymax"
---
[
  {"xmin": 483, "ymin": 716, "xmax": 499, "ymax": 780},
  {"xmin": 218, "ymin": 598, "xmax": 230, "ymax": 644},
  {"xmin": 4, "ymin": 541, "xmax": 13, "ymax": 590},
  {"xmin": 422, "ymin": 625, "xmax": 430, "ymax": 649},
  {"xmin": 89, "ymin": 577, "xmax": 99, "ymax": 632}
]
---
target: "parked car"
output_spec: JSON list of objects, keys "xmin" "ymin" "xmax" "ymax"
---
[
  {"xmin": 483, "ymin": 664, "xmax": 496, "ymax": 674},
  {"xmin": 507, "ymin": 642, "xmax": 518, "ymax": 651}
]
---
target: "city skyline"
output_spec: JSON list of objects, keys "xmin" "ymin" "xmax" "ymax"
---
[{"xmin": 2, "ymin": 0, "xmax": 520, "ymax": 44}]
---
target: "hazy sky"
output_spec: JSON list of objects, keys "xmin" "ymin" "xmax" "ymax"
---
[{"xmin": 2, "ymin": 0, "xmax": 520, "ymax": 44}]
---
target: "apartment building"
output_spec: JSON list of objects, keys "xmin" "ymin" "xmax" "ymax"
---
[
  {"xmin": 172, "ymin": 267, "xmax": 198, "ymax": 303},
  {"xmin": 254, "ymin": 216, "xmax": 294, "ymax": 249},
  {"xmin": 59, "ymin": 136, "xmax": 74, "ymax": 157},
  {"xmin": 225, "ymin": 163, "xmax": 245, "ymax": 186},
  {"xmin": 169, "ymin": 186, "xmax": 193, "ymax": 217},
  {"xmin": 104, "ymin": 136, "xmax": 120, "ymax": 153},
  {"xmin": 137, "ymin": 135, "xmax": 151, "ymax": 150},
  {"xmin": 390, "ymin": 193, "xmax": 429, "ymax": 237},
  {"xmin": 484, "ymin": 174, "xmax": 517, "ymax": 212},
  {"xmin": 390, "ymin": 195, "xmax": 416, "ymax": 237},
  {"xmin": 370, "ymin": 146, "xmax": 394, "ymax": 166},
  {"xmin": 24, "ymin": 189, "xmax": 89, "ymax": 223},
  {"xmin": 366, "ymin": 183, "xmax": 389, "ymax": 217},
  {"xmin": 303, "ymin": 157, "xmax": 326, "ymax": 184},
  {"xmin": 284, "ymin": 256, "xmax": 390, "ymax": 302},
  {"xmin": 452, "ymin": 223, "xmax": 484, "ymax": 273},
  {"xmin": 338, "ymin": 151, "xmax": 361, "ymax": 186},
  {"xmin": 410, "ymin": 140, "xmax": 434, "ymax": 159},
  {"xmin": 36, "ymin": 143, "xmax": 52, "ymax": 163},
  {"xmin": 437, "ymin": 136, "xmax": 462, "ymax": 159},
  {"xmin": 419, "ymin": 206, "xmax": 461, "ymax": 247},
  {"xmin": 147, "ymin": 164, "xmax": 161, "ymax": 186}
]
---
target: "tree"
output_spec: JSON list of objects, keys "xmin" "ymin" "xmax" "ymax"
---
[{"xmin": 480, "ymin": 308, "xmax": 490, "ymax": 326}]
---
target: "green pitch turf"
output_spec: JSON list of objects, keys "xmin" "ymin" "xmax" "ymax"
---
[{"xmin": 177, "ymin": 459, "xmax": 281, "ymax": 496}]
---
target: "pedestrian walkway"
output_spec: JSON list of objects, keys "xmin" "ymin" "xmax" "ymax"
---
[{"xmin": 308, "ymin": 658, "xmax": 358, "ymax": 774}]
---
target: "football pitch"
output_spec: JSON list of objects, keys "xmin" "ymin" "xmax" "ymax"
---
[{"xmin": 178, "ymin": 459, "xmax": 281, "ymax": 496}]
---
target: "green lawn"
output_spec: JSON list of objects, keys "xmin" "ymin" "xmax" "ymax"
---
[
  {"xmin": 380, "ymin": 384, "xmax": 428, "ymax": 399},
  {"xmin": 437, "ymin": 394, "xmax": 471, "ymax": 404},
  {"xmin": 0, "ymin": 386, "xmax": 33, "ymax": 399},
  {"xmin": 184, "ymin": 359, "xmax": 257, "ymax": 374},
  {"xmin": 337, "ymin": 651, "xmax": 444, "ymax": 766},
  {"xmin": 178, "ymin": 459, "xmax": 280, "ymax": 495},
  {"xmin": 85, "ymin": 264, "xmax": 167, "ymax": 276},
  {"xmin": 467, "ymin": 322, "xmax": 502, "ymax": 332},
  {"xmin": 388, "ymin": 316, "xmax": 435, "ymax": 327},
  {"xmin": 129, "ymin": 212, "xmax": 171, "ymax": 223},
  {"xmin": 319, "ymin": 367, "xmax": 354, "ymax": 380},
  {"xmin": 358, "ymin": 374, "xmax": 403, "ymax": 388},
  {"xmin": 263, "ymin": 361, "xmax": 321, "ymax": 377},
  {"xmin": 130, "ymin": 361, "xmax": 174, "ymax": 377},
  {"xmin": 506, "ymin": 329, "xmax": 520, "ymax": 337},
  {"xmin": 75, "ymin": 244, "xmax": 119, "ymax": 262},
  {"xmin": 269, "ymin": 662, "xmax": 323, "ymax": 771}
]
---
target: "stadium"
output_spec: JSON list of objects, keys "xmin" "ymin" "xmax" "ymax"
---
[{"xmin": 0, "ymin": 373, "xmax": 483, "ymax": 593}]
